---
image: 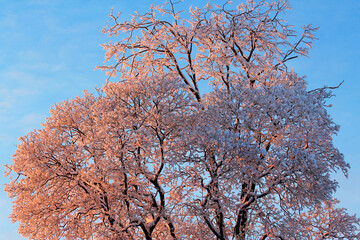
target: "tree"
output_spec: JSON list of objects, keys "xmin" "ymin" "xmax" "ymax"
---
[{"xmin": 5, "ymin": 0, "xmax": 360, "ymax": 239}]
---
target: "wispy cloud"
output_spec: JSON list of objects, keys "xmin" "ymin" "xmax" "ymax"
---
[
  {"xmin": 0, "ymin": 86, "xmax": 39, "ymax": 113},
  {"xmin": 17, "ymin": 112, "xmax": 46, "ymax": 131}
]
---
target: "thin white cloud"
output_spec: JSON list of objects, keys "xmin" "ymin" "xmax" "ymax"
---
[
  {"xmin": 0, "ymin": 86, "xmax": 39, "ymax": 113},
  {"xmin": 17, "ymin": 112, "xmax": 45, "ymax": 130}
]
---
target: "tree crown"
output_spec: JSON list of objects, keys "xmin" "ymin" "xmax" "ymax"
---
[{"xmin": 5, "ymin": 1, "xmax": 360, "ymax": 239}]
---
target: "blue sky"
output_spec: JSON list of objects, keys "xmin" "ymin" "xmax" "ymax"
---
[{"xmin": 0, "ymin": 0, "xmax": 359, "ymax": 239}]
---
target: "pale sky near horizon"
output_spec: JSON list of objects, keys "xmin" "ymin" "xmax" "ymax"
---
[{"xmin": 0, "ymin": 0, "xmax": 359, "ymax": 239}]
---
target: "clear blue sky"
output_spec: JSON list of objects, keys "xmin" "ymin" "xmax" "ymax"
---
[{"xmin": 0, "ymin": 0, "xmax": 359, "ymax": 239}]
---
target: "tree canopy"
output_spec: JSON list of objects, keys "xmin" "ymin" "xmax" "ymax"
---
[{"xmin": 5, "ymin": 0, "xmax": 360, "ymax": 239}]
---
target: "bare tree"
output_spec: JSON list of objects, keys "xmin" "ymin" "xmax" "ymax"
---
[{"xmin": 6, "ymin": 1, "xmax": 359, "ymax": 239}]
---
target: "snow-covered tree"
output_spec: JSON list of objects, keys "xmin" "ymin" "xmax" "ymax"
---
[{"xmin": 6, "ymin": 0, "xmax": 359, "ymax": 239}]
